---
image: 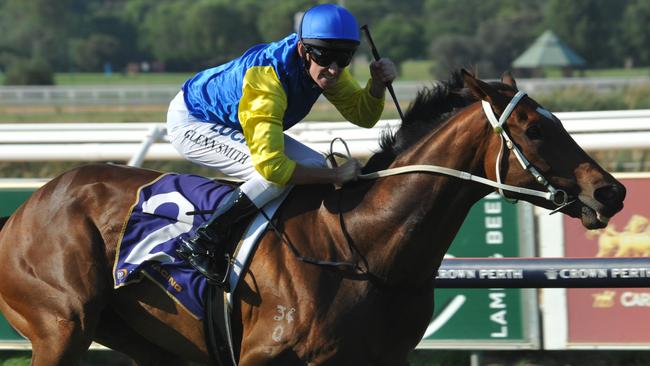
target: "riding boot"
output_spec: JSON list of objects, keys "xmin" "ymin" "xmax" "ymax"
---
[{"xmin": 177, "ymin": 188, "xmax": 257, "ymax": 287}]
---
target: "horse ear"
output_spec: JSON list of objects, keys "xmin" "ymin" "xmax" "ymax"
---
[
  {"xmin": 501, "ymin": 70, "xmax": 518, "ymax": 91},
  {"xmin": 461, "ymin": 68, "xmax": 504, "ymax": 108}
]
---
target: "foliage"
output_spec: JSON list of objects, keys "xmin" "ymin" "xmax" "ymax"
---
[
  {"xmin": 428, "ymin": 34, "xmax": 480, "ymax": 78},
  {"xmin": 1, "ymin": 0, "xmax": 650, "ymax": 81},
  {"xmin": 135, "ymin": 0, "xmax": 263, "ymax": 70},
  {"xmin": 3, "ymin": 56, "xmax": 54, "ymax": 85},
  {"xmin": 534, "ymin": 87, "xmax": 628, "ymax": 112},
  {"xmin": 183, "ymin": 1, "xmax": 261, "ymax": 67},
  {"xmin": 70, "ymin": 34, "xmax": 120, "ymax": 72},
  {"xmin": 474, "ymin": 11, "xmax": 544, "ymax": 77},
  {"xmin": 544, "ymin": 0, "xmax": 628, "ymax": 68},
  {"xmin": 372, "ymin": 14, "xmax": 425, "ymax": 72},
  {"xmin": 621, "ymin": 0, "xmax": 650, "ymax": 66},
  {"xmin": 622, "ymin": 85, "xmax": 650, "ymax": 109},
  {"xmin": 254, "ymin": 0, "xmax": 312, "ymax": 43}
]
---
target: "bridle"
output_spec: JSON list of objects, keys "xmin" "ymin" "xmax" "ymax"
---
[
  {"xmin": 356, "ymin": 91, "xmax": 576, "ymax": 211},
  {"xmin": 481, "ymin": 91, "xmax": 572, "ymax": 207}
]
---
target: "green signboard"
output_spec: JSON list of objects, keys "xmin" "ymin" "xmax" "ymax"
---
[
  {"xmin": 0, "ymin": 186, "xmax": 38, "ymax": 347},
  {"xmin": 418, "ymin": 193, "xmax": 539, "ymax": 349}
]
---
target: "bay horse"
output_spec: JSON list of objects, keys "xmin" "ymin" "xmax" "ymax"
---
[{"xmin": 0, "ymin": 70, "xmax": 625, "ymax": 365}]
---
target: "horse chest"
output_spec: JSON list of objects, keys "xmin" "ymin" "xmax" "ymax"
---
[{"xmin": 306, "ymin": 293, "xmax": 432, "ymax": 362}]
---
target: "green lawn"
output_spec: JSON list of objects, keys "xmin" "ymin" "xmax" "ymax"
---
[
  {"xmin": 53, "ymin": 72, "xmax": 194, "ymax": 86},
  {"xmin": 0, "ymin": 59, "xmax": 435, "ymax": 86},
  {"xmin": 2, "ymin": 61, "xmax": 649, "ymax": 86},
  {"xmin": 536, "ymin": 67, "xmax": 650, "ymax": 78}
]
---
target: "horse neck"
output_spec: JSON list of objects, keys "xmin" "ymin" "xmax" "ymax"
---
[{"xmin": 345, "ymin": 107, "xmax": 495, "ymax": 286}]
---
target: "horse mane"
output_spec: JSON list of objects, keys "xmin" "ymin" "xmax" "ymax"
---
[{"xmin": 363, "ymin": 70, "xmax": 477, "ymax": 172}]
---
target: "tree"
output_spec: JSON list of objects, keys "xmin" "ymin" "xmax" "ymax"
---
[
  {"xmin": 545, "ymin": 0, "xmax": 628, "ymax": 68},
  {"xmin": 475, "ymin": 12, "xmax": 544, "ymax": 77},
  {"xmin": 429, "ymin": 34, "xmax": 481, "ymax": 78},
  {"xmin": 183, "ymin": 1, "xmax": 262, "ymax": 67},
  {"xmin": 422, "ymin": 0, "xmax": 505, "ymax": 40},
  {"xmin": 253, "ymin": 0, "xmax": 311, "ymax": 43},
  {"xmin": 70, "ymin": 34, "xmax": 120, "ymax": 72},
  {"xmin": 621, "ymin": 0, "xmax": 650, "ymax": 66},
  {"xmin": 137, "ymin": 1, "xmax": 193, "ymax": 70},
  {"xmin": 4, "ymin": 56, "xmax": 54, "ymax": 85},
  {"xmin": 135, "ymin": 0, "xmax": 263, "ymax": 70},
  {"xmin": 1, "ymin": 0, "xmax": 80, "ymax": 67},
  {"xmin": 372, "ymin": 14, "xmax": 425, "ymax": 73}
]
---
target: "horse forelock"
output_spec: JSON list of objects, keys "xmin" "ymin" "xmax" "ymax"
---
[{"xmin": 363, "ymin": 70, "xmax": 476, "ymax": 173}]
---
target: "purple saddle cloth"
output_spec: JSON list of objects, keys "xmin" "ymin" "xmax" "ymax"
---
[{"xmin": 113, "ymin": 173, "xmax": 234, "ymax": 319}]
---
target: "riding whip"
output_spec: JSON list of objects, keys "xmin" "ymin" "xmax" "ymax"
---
[{"xmin": 360, "ymin": 24, "xmax": 405, "ymax": 121}]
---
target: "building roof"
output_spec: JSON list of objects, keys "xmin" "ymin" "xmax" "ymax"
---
[{"xmin": 512, "ymin": 30, "xmax": 586, "ymax": 68}]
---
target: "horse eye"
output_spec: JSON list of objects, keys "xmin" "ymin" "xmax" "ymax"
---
[{"xmin": 526, "ymin": 125, "xmax": 543, "ymax": 140}]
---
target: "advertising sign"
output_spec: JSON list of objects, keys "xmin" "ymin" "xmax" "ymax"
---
[
  {"xmin": 562, "ymin": 176, "xmax": 650, "ymax": 346},
  {"xmin": 418, "ymin": 193, "xmax": 539, "ymax": 349},
  {"xmin": 0, "ymin": 186, "xmax": 39, "ymax": 348}
]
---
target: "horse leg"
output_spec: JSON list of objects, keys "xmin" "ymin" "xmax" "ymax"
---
[
  {"xmin": 1, "ymin": 283, "xmax": 107, "ymax": 366},
  {"xmin": 93, "ymin": 306, "xmax": 189, "ymax": 366},
  {"xmin": 0, "ymin": 212, "xmax": 110, "ymax": 365}
]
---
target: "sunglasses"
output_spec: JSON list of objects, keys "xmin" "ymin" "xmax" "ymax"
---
[{"xmin": 305, "ymin": 45, "xmax": 355, "ymax": 68}]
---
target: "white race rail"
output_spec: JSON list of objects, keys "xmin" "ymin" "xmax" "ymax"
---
[
  {"xmin": 2, "ymin": 77, "xmax": 649, "ymax": 105},
  {"xmin": 0, "ymin": 109, "xmax": 649, "ymax": 167}
]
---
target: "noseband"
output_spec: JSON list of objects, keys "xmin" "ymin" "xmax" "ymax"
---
[
  {"xmin": 357, "ymin": 92, "xmax": 575, "ymax": 210},
  {"xmin": 481, "ymin": 91, "xmax": 572, "ymax": 208}
]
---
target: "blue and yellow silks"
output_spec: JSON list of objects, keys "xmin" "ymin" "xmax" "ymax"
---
[{"xmin": 183, "ymin": 33, "xmax": 384, "ymax": 185}]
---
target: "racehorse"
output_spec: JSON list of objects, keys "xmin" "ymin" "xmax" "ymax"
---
[{"xmin": 0, "ymin": 70, "xmax": 625, "ymax": 365}]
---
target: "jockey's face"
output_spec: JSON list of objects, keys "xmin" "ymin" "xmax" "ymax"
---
[{"xmin": 299, "ymin": 42, "xmax": 348, "ymax": 90}]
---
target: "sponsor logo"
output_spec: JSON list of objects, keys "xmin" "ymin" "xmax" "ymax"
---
[
  {"xmin": 183, "ymin": 129, "xmax": 250, "ymax": 164},
  {"xmin": 611, "ymin": 268, "xmax": 650, "ymax": 278},
  {"xmin": 544, "ymin": 269, "xmax": 559, "ymax": 280},
  {"xmin": 436, "ymin": 268, "xmax": 523, "ymax": 280},
  {"xmin": 588, "ymin": 214, "xmax": 650, "ymax": 257},
  {"xmin": 116, "ymin": 268, "xmax": 129, "ymax": 281},
  {"xmin": 479, "ymin": 269, "xmax": 523, "ymax": 279},
  {"xmin": 150, "ymin": 263, "xmax": 183, "ymax": 293},
  {"xmin": 592, "ymin": 290, "xmax": 616, "ymax": 308},
  {"xmin": 621, "ymin": 291, "xmax": 650, "ymax": 307},
  {"xmin": 544, "ymin": 268, "xmax": 608, "ymax": 279}
]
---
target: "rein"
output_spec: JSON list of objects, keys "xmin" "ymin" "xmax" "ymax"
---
[
  {"xmin": 359, "ymin": 164, "xmax": 552, "ymax": 202},
  {"xmin": 357, "ymin": 92, "xmax": 575, "ymax": 211}
]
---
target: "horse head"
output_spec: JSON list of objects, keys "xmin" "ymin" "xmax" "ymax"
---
[{"xmin": 462, "ymin": 69, "xmax": 625, "ymax": 229}]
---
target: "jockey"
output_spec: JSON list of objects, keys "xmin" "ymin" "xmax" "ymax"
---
[{"xmin": 167, "ymin": 3, "xmax": 397, "ymax": 288}]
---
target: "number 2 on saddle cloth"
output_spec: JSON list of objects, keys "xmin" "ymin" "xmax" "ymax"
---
[{"xmin": 113, "ymin": 173, "xmax": 245, "ymax": 319}]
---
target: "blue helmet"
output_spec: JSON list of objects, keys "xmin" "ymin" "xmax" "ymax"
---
[{"xmin": 299, "ymin": 4, "xmax": 360, "ymax": 50}]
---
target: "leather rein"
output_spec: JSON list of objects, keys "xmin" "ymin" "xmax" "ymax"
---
[{"xmin": 357, "ymin": 91, "xmax": 575, "ymax": 211}]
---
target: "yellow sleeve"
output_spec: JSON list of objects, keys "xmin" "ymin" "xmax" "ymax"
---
[
  {"xmin": 238, "ymin": 66, "xmax": 296, "ymax": 186},
  {"xmin": 323, "ymin": 69, "xmax": 385, "ymax": 128}
]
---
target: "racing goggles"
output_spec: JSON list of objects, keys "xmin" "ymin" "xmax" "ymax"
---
[{"xmin": 305, "ymin": 45, "xmax": 355, "ymax": 68}]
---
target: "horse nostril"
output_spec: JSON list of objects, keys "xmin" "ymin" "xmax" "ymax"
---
[{"xmin": 594, "ymin": 184, "xmax": 625, "ymax": 206}]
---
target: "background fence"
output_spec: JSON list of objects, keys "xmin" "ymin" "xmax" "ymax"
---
[
  {"xmin": 0, "ymin": 109, "xmax": 649, "ymax": 165},
  {"xmin": 1, "ymin": 77, "xmax": 649, "ymax": 105}
]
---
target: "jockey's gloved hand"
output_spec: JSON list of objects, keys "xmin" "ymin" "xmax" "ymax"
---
[{"xmin": 369, "ymin": 58, "xmax": 398, "ymax": 98}]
